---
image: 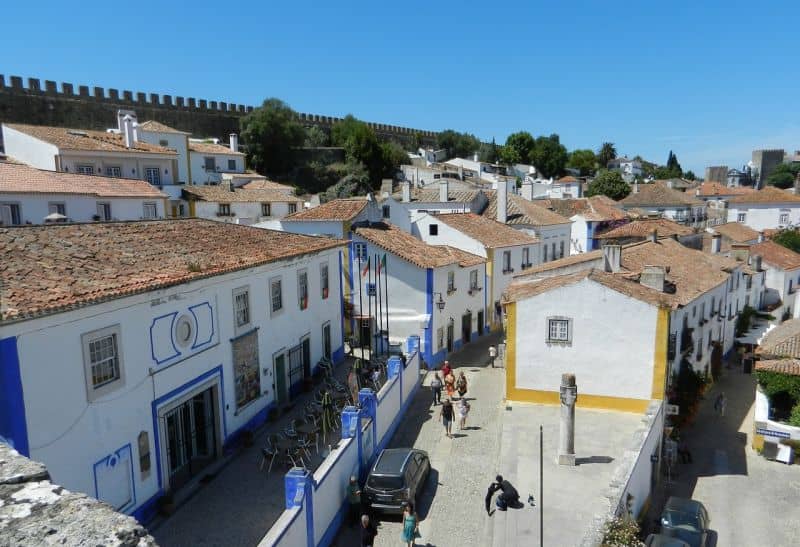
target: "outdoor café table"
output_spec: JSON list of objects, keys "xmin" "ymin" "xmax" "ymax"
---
[{"xmin": 296, "ymin": 423, "xmax": 320, "ymax": 453}]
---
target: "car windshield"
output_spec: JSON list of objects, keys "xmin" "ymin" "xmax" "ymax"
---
[
  {"xmin": 367, "ymin": 475, "xmax": 404, "ymax": 490},
  {"xmin": 664, "ymin": 510, "xmax": 701, "ymax": 529}
]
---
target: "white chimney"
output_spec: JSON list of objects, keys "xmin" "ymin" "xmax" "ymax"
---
[
  {"xmin": 633, "ymin": 181, "xmax": 639, "ymax": 194},
  {"xmin": 602, "ymin": 244, "xmax": 621, "ymax": 273},
  {"xmin": 122, "ymin": 115, "xmax": 134, "ymax": 149},
  {"xmin": 521, "ymin": 180, "xmax": 533, "ymax": 201},
  {"xmin": 473, "ymin": 152, "xmax": 479, "ymax": 162},
  {"xmin": 667, "ymin": 179, "xmax": 674, "ymax": 189},
  {"xmin": 711, "ymin": 233, "xmax": 721, "ymax": 254},
  {"xmin": 752, "ymin": 254, "xmax": 762, "ymax": 271},
  {"xmin": 117, "ymin": 109, "xmax": 137, "ymax": 132},
  {"xmin": 402, "ymin": 181, "xmax": 411, "ymax": 203},
  {"xmin": 439, "ymin": 179, "xmax": 449, "ymax": 202},
  {"xmin": 230, "ymin": 133, "xmax": 239, "ymax": 153},
  {"xmin": 758, "ymin": 231, "xmax": 765, "ymax": 243},
  {"xmin": 648, "ymin": 228, "xmax": 658, "ymax": 243},
  {"xmin": 640, "ymin": 265, "xmax": 666, "ymax": 292},
  {"xmin": 497, "ymin": 188, "xmax": 508, "ymax": 224},
  {"xmin": 132, "ymin": 121, "xmax": 139, "ymax": 143}
]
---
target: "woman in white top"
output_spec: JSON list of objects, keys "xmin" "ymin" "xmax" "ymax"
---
[{"xmin": 458, "ymin": 398, "xmax": 470, "ymax": 430}]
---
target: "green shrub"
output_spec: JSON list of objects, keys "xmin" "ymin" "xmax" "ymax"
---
[
  {"xmin": 602, "ymin": 516, "xmax": 643, "ymax": 547},
  {"xmin": 789, "ymin": 403, "xmax": 800, "ymax": 427},
  {"xmin": 755, "ymin": 371, "xmax": 800, "ymax": 400}
]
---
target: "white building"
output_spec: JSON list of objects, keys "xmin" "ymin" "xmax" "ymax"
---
[
  {"xmin": 137, "ymin": 120, "xmax": 192, "ymax": 185},
  {"xmin": 383, "ymin": 181, "xmax": 488, "ymax": 233},
  {"xmin": 0, "ymin": 219, "xmax": 345, "ymax": 524},
  {"xmin": 540, "ymin": 195, "xmax": 629, "ymax": 253},
  {"xmin": 726, "ymin": 187, "xmax": 800, "ymax": 231},
  {"xmin": 618, "ymin": 181, "xmax": 706, "ymax": 227},
  {"xmin": 187, "ymin": 139, "xmax": 246, "ymax": 186},
  {"xmin": 444, "ymin": 157, "xmax": 507, "ymax": 184},
  {"xmin": 0, "ymin": 161, "xmax": 167, "ymax": 224},
  {"xmin": 481, "ymin": 190, "xmax": 572, "ymax": 263},
  {"xmin": 695, "ymin": 181, "xmax": 755, "ymax": 207},
  {"xmin": 520, "ymin": 176, "xmax": 583, "ymax": 200},
  {"xmin": 3, "ymin": 121, "xmax": 177, "ymax": 189},
  {"xmin": 350, "ymin": 222, "xmax": 486, "ymax": 367},
  {"xmin": 607, "ymin": 157, "xmax": 643, "ymax": 182},
  {"xmin": 417, "ymin": 147, "xmax": 448, "ymax": 165},
  {"xmin": 749, "ymin": 240, "xmax": 800, "ymax": 319},
  {"xmin": 412, "ymin": 212, "xmax": 540, "ymax": 331},
  {"xmin": 182, "ymin": 185, "xmax": 304, "ymax": 225},
  {"xmin": 280, "ymin": 197, "xmax": 382, "ymax": 238}
]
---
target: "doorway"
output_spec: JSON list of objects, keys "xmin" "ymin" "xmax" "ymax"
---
[
  {"xmin": 163, "ymin": 386, "xmax": 218, "ymax": 491},
  {"xmin": 446, "ymin": 321, "xmax": 454, "ymax": 353},
  {"xmin": 359, "ymin": 317, "xmax": 373, "ymax": 351},
  {"xmin": 274, "ymin": 353, "xmax": 288, "ymax": 407},
  {"xmin": 301, "ymin": 335, "xmax": 311, "ymax": 380},
  {"xmin": 477, "ymin": 310, "xmax": 484, "ymax": 336},
  {"xmin": 322, "ymin": 322, "xmax": 332, "ymax": 360},
  {"xmin": 462, "ymin": 312, "xmax": 472, "ymax": 344}
]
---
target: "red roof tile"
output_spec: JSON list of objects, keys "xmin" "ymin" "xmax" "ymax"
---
[
  {"xmin": 749, "ymin": 240, "xmax": 800, "ymax": 270},
  {"xmin": 4, "ymin": 124, "xmax": 177, "ymax": 155},
  {"xmin": 283, "ymin": 199, "xmax": 368, "ymax": 221},
  {"xmin": 435, "ymin": 213, "xmax": 539, "ymax": 248}
]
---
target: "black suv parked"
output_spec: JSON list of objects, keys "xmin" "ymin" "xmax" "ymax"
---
[{"xmin": 363, "ymin": 448, "xmax": 430, "ymax": 514}]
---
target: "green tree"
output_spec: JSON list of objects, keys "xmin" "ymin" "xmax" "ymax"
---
[
  {"xmin": 597, "ymin": 142, "xmax": 617, "ymax": 168},
  {"xmin": 379, "ymin": 141, "xmax": 410, "ymax": 179},
  {"xmin": 504, "ymin": 131, "xmax": 536, "ymax": 164},
  {"xmin": 666, "ymin": 150, "xmax": 683, "ymax": 177},
  {"xmin": 586, "ymin": 170, "xmax": 631, "ymax": 200},
  {"xmin": 240, "ymin": 98, "xmax": 306, "ymax": 177},
  {"xmin": 654, "ymin": 165, "xmax": 683, "ymax": 179},
  {"xmin": 319, "ymin": 161, "xmax": 372, "ymax": 202},
  {"xmin": 304, "ymin": 125, "xmax": 330, "ymax": 147},
  {"xmin": 772, "ymin": 229, "xmax": 800, "ymax": 253},
  {"xmin": 331, "ymin": 115, "xmax": 384, "ymax": 186},
  {"xmin": 684, "ymin": 170, "xmax": 697, "ymax": 181},
  {"xmin": 478, "ymin": 138, "xmax": 499, "ymax": 163},
  {"xmin": 437, "ymin": 129, "xmax": 480, "ymax": 159},
  {"xmin": 567, "ymin": 149, "xmax": 597, "ymax": 176},
  {"xmin": 766, "ymin": 163, "xmax": 800, "ymax": 189},
  {"xmin": 531, "ymin": 134, "xmax": 568, "ymax": 178},
  {"xmin": 497, "ymin": 144, "xmax": 521, "ymax": 166}
]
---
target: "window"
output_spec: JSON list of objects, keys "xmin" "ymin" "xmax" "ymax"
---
[
  {"xmin": 559, "ymin": 241, "xmax": 565, "ymax": 258},
  {"xmin": 233, "ymin": 287, "xmax": 250, "ymax": 329},
  {"xmin": 780, "ymin": 210, "xmax": 790, "ymax": 225},
  {"xmin": 204, "ymin": 157, "xmax": 216, "ymax": 171},
  {"xmin": 144, "ymin": 167, "xmax": 161, "ymax": 185},
  {"xmin": 429, "ymin": 224, "xmax": 439, "ymax": 236},
  {"xmin": 48, "ymin": 202, "xmax": 66, "ymax": 216},
  {"xmin": 382, "ymin": 204, "xmax": 390, "ymax": 219},
  {"xmin": 543, "ymin": 245, "xmax": 548, "ymax": 262},
  {"xmin": 218, "ymin": 203, "xmax": 231, "ymax": 216},
  {"xmin": 737, "ymin": 212, "xmax": 746, "ymax": 223},
  {"xmin": 298, "ymin": 270, "xmax": 309, "ymax": 310},
  {"xmin": 522, "ymin": 247, "xmax": 530, "ymax": 267},
  {"xmin": 143, "ymin": 202, "xmax": 157, "ymax": 219},
  {"xmin": 437, "ymin": 327, "xmax": 444, "ymax": 351},
  {"xmin": 288, "ymin": 203, "xmax": 297, "ymax": 214},
  {"xmin": 96, "ymin": 202, "xmax": 111, "ymax": 221},
  {"xmin": 0, "ymin": 203, "xmax": 21, "ymax": 225},
  {"xmin": 137, "ymin": 431, "xmax": 151, "ymax": 478},
  {"xmin": 354, "ymin": 242, "xmax": 367, "ymax": 261},
  {"xmin": 503, "ymin": 251, "xmax": 512, "ymax": 273},
  {"xmin": 270, "ymin": 277, "xmax": 283, "ymax": 314},
  {"xmin": 227, "ymin": 159, "xmax": 236, "ymax": 170},
  {"xmin": 551, "ymin": 243, "xmax": 557, "ymax": 260},
  {"xmin": 321, "ymin": 263, "xmax": 329, "ymax": 299},
  {"xmin": 77, "ymin": 165, "xmax": 94, "ymax": 175},
  {"xmin": 261, "ymin": 203, "xmax": 271, "ymax": 217},
  {"xmin": 105, "ymin": 166, "xmax": 122, "ymax": 178},
  {"xmin": 470, "ymin": 270, "xmax": 478, "ymax": 290},
  {"xmin": 159, "ymin": 139, "xmax": 169, "ymax": 147},
  {"xmin": 547, "ymin": 317, "xmax": 572, "ymax": 344},
  {"xmin": 82, "ymin": 325, "xmax": 124, "ymax": 401},
  {"xmin": 447, "ymin": 271, "xmax": 455, "ymax": 293}
]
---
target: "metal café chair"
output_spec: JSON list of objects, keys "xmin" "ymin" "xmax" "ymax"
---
[
  {"xmin": 283, "ymin": 419, "xmax": 299, "ymax": 440},
  {"xmin": 259, "ymin": 434, "xmax": 280, "ymax": 473}
]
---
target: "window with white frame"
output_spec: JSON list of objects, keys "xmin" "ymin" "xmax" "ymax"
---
[
  {"xmin": 77, "ymin": 165, "xmax": 94, "ymax": 175},
  {"xmin": 354, "ymin": 242, "xmax": 367, "ymax": 261},
  {"xmin": 737, "ymin": 212, "xmax": 746, "ymax": 223},
  {"xmin": 82, "ymin": 325, "xmax": 124, "ymax": 401},
  {"xmin": 547, "ymin": 317, "xmax": 572, "ymax": 344},
  {"xmin": 543, "ymin": 244, "xmax": 548, "ymax": 262},
  {"xmin": 447, "ymin": 271, "xmax": 455, "ymax": 293},
  {"xmin": 159, "ymin": 139, "xmax": 169, "ymax": 147},
  {"xmin": 1, "ymin": 203, "xmax": 22, "ymax": 225},
  {"xmin": 503, "ymin": 250, "xmax": 512, "ymax": 273},
  {"xmin": 233, "ymin": 287, "xmax": 250, "ymax": 329},
  {"xmin": 522, "ymin": 247, "xmax": 530, "ymax": 267},
  {"xmin": 143, "ymin": 202, "xmax": 157, "ymax": 219},
  {"xmin": 551, "ymin": 243, "xmax": 556, "ymax": 260},
  {"xmin": 218, "ymin": 203, "xmax": 231, "ymax": 216},
  {"xmin": 144, "ymin": 167, "xmax": 161, "ymax": 185},
  {"xmin": 288, "ymin": 203, "xmax": 297, "ymax": 214},
  {"xmin": 48, "ymin": 202, "xmax": 66, "ymax": 216},
  {"xmin": 321, "ymin": 263, "xmax": 329, "ymax": 299},
  {"xmin": 780, "ymin": 209, "xmax": 790, "ymax": 225},
  {"xmin": 470, "ymin": 269, "xmax": 478, "ymax": 290},
  {"xmin": 270, "ymin": 277, "xmax": 282, "ymax": 314},
  {"xmin": 298, "ymin": 270, "xmax": 309, "ymax": 310},
  {"xmin": 261, "ymin": 203, "xmax": 271, "ymax": 217},
  {"xmin": 106, "ymin": 166, "xmax": 122, "ymax": 178},
  {"xmin": 228, "ymin": 159, "xmax": 236, "ymax": 170}
]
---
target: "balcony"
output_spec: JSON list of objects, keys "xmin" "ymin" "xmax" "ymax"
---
[
  {"xmin": 468, "ymin": 286, "xmax": 482, "ymax": 295},
  {"xmin": 502, "ymin": 268, "xmax": 515, "ymax": 274}
]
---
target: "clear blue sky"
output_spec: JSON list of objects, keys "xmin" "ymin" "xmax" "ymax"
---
[{"xmin": 2, "ymin": 0, "xmax": 797, "ymax": 174}]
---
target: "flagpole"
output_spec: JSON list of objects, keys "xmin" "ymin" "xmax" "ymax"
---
[
  {"xmin": 377, "ymin": 253, "xmax": 384, "ymax": 355},
  {"xmin": 383, "ymin": 254, "xmax": 390, "ymax": 352},
  {"xmin": 366, "ymin": 255, "xmax": 372, "ymax": 360},
  {"xmin": 357, "ymin": 252, "xmax": 364, "ymax": 353}
]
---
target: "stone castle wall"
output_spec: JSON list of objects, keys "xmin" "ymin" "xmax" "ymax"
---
[{"xmin": 0, "ymin": 75, "xmax": 438, "ymax": 145}]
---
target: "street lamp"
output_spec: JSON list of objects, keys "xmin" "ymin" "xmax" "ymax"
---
[{"xmin": 433, "ymin": 292, "xmax": 446, "ymax": 311}]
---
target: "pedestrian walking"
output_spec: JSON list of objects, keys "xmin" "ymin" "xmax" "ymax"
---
[
  {"xmin": 488, "ymin": 345, "xmax": 497, "ymax": 368},
  {"xmin": 458, "ymin": 398, "xmax": 471, "ymax": 430},
  {"xmin": 430, "ymin": 373, "xmax": 442, "ymax": 405},
  {"xmin": 346, "ymin": 475, "xmax": 363, "ymax": 527},
  {"xmin": 441, "ymin": 361, "xmax": 452, "ymax": 379},
  {"xmin": 444, "ymin": 371, "xmax": 456, "ymax": 399},
  {"xmin": 456, "ymin": 371, "xmax": 468, "ymax": 399},
  {"xmin": 360, "ymin": 514, "xmax": 378, "ymax": 547},
  {"xmin": 441, "ymin": 398, "xmax": 455, "ymax": 438},
  {"xmin": 400, "ymin": 502, "xmax": 419, "ymax": 547}
]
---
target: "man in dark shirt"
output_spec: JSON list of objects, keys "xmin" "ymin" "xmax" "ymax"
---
[
  {"xmin": 486, "ymin": 475, "xmax": 519, "ymax": 512},
  {"xmin": 360, "ymin": 514, "xmax": 378, "ymax": 547}
]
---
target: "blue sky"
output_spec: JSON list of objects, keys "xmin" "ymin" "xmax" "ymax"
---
[{"xmin": 2, "ymin": 0, "xmax": 797, "ymax": 174}]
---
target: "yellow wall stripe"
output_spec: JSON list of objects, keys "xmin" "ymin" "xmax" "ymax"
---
[{"xmin": 651, "ymin": 306, "xmax": 670, "ymax": 400}]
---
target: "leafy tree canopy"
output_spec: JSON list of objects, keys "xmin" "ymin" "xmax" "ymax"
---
[
  {"xmin": 756, "ymin": 370, "xmax": 800, "ymax": 400},
  {"xmin": 684, "ymin": 170, "xmax": 697, "ymax": 181},
  {"xmin": 478, "ymin": 138, "xmax": 499, "ymax": 163},
  {"xmin": 666, "ymin": 150, "xmax": 683, "ymax": 177},
  {"xmin": 766, "ymin": 163, "xmax": 800, "ymax": 189},
  {"xmin": 567, "ymin": 149, "xmax": 597, "ymax": 176},
  {"xmin": 531, "ymin": 134, "xmax": 568, "ymax": 178},
  {"xmin": 497, "ymin": 144, "xmax": 521, "ymax": 166},
  {"xmin": 436, "ymin": 129, "xmax": 480, "ymax": 160},
  {"xmin": 586, "ymin": 170, "xmax": 631, "ymax": 200},
  {"xmin": 319, "ymin": 161, "xmax": 372, "ymax": 202},
  {"xmin": 331, "ymin": 115, "xmax": 407, "ymax": 186},
  {"xmin": 304, "ymin": 125, "xmax": 330, "ymax": 148},
  {"xmin": 597, "ymin": 142, "xmax": 617, "ymax": 168},
  {"xmin": 772, "ymin": 229, "xmax": 800, "ymax": 253},
  {"xmin": 240, "ymin": 98, "xmax": 306, "ymax": 177},
  {"xmin": 504, "ymin": 131, "xmax": 536, "ymax": 165}
]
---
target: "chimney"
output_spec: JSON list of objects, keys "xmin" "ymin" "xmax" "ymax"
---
[
  {"xmin": 633, "ymin": 181, "xmax": 639, "ymax": 194},
  {"xmin": 497, "ymin": 187, "xmax": 508, "ymax": 224},
  {"xmin": 711, "ymin": 233, "xmax": 721, "ymax": 254},
  {"xmin": 667, "ymin": 179, "xmax": 674, "ymax": 189},
  {"xmin": 640, "ymin": 265, "xmax": 666, "ymax": 292},
  {"xmin": 439, "ymin": 179, "xmax": 449, "ymax": 202},
  {"xmin": 116, "ymin": 109, "xmax": 137, "ymax": 132},
  {"xmin": 602, "ymin": 244, "xmax": 621, "ymax": 273},
  {"xmin": 521, "ymin": 180, "xmax": 533, "ymax": 201},
  {"xmin": 229, "ymin": 133, "xmax": 239, "ymax": 153},
  {"xmin": 758, "ymin": 231, "xmax": 765, "ymax": 243},
  {"xmin": 648, "ymin": 228, "xmax": 658, "ymax": 243},
  {"xmin": 473, "ymin": 152, "xmax": 479, "ymax": 162},
  {"xmin": 122, "ymin": 115, "xmax": 134, "ymax": 148},
  {"xmin": 752, "ymin": 254, "xmax": 762, "ymax": 272},
  {"xmin": 402, "ymin": 181, "xmax": 411, "ymax": 203}
]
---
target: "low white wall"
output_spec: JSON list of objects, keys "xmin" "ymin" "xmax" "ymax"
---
[
  {"xmin": 377, "ymin": 376, "xmax": 401, "ymax": 442},
  {"xmin": 258, "ymin": 506, "xmax": 307, "ymax": 547},
  {"xmin": 312, "ymin": 436, "xmax": 359, "ymax": 543}
]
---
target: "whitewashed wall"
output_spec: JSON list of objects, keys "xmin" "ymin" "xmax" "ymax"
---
[
  {"xmin": 0, "ymin": 193, "xmax": 166, "ymax": 224},
  {"xmin": 189, "ymin": 152, "xmax": 245, "ymax": 185},
  {"xmin": 534, "ymin": 223, "xmax": 572, "ymax": 262},
  {"xmin": 194, "ymin": 200, "xmax": 301, "ymax": 225},
  {"xmin": 60, "ymin": 152, "xmax": 175, "ymax": 185},
  {"xmin": 281, "ymin": 220, "xmax": 346, "ymax": 238},
  {"xmin": 727, "ymin": 204, "xmax": 800, "ymax": 231},
  {"xmin": 2, "ymin": 125, "xmax": 58, "ymax": 170},
  {"xmin": 138, "ymin": 131, "xmax": 189, "ymax": 183}
]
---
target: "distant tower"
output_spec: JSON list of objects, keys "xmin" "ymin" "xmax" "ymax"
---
[{"xmin": 752, "ymin": 149, "xmax": 785, "ymax": 188}]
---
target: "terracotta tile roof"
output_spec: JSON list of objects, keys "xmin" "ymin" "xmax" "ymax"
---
[
  {"xmin": 696, "ymin": 182, "xmax": 755, "ymax": 197},
  {"xmin": 711, "ymin": 222, "xmax": 760, "ymax": 243},
  {"xmin": 756, "ymin": 320, "xmax": 800, "ymax": 359},
  {"xmin": 283, "ymin": 198, "xmax": 367, "ymax": 221},
  {"xmin": 188, "ymin": 141, "xmax": 245, "ymax": 156},
  {"xmin": 749, "ymin": 241, "xmax": 800, "ymax": 270},
  {"xmin": 0, "ymin": 220, "xmax": 346, "ymax": 322},
  {"xmin": 138, "ymin": 120, "xmax": 189, "ymax": 134},
  {"xmin": 517, "ymin": 248, "xmax": 604, "ymax": 276},
  {"xmin": 556, "ymin": 176, "xmax": 579, "ymax": 183},
  {"xmin": 242, "ymin": 179, "xmax": 297, "ymax": 194},
  {"xmin": 754, "ymin": 359, "xmax": 800, "ymax": 376},
  {"xmin": 482, "ymin": 191, "xmax": 571, "ymax": 226},
  {"xmin": 0, "ymin": 162, "xmax": 167, "ymax": 199},
  {"xmin": 435, "ymin": 213, "xmax": 539, "ymax": 248},
  {"xmin": 728, "ymin": 186, "xmax": 800, "ymax": 204},
  {"xmin": 181, "ymin": 186, "xmax": 303, "ymax": 203},
  {"xmin": 391, "ymin": 187, "xmax": 482, "ymax": 203},
  {"xmin": 619, "ymin": 182, "xmax": 703, "ymax": 208},
  {"xmin": 353, "ymin": 222, "xmax": 485, "ymax": 269},
  {"xmin": 541, "ymin": 196, "xmax": 628, "ymax": 222},
  {"xmin": 596, "ymin": 218, "xmax": 694, "ymax": 239},
  {"xmin": 4, "ymin": 123, "xmax": 177, "ymax": 155}
]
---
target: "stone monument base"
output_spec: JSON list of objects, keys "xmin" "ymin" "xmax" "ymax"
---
[{"xmin": 558, "ymin": 453, "xmax": 576, "ymax": 466}]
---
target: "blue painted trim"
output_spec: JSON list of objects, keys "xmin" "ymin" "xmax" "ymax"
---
[
  {"xmin": 428, "ymin": 348, "xmax": 447, "ymax": 368},
  {"xmin": 131, "ymin": 490, "xmax": 162, "ymax": 524},
  {"xmin": 425, "ymin": 268, "xmax": 434, "ymax": 364},
  {"xmin": 151, "ymin": 365, "xmax": 225, "ymax": 491},
  {"xmin": 189, "ymin": 301, "xmax": 215, "ymax": 349},
  {"xmin": 304, "ymin": 475, "xmax": 314, "ymax": 547},
  {"xmin": 454, "ymin": 339, "xmax": 463, "ymax": 351},
  {"xmin": 317, "ymin": 499, "xmax": 349, "ymax": 547},
  {"xmin": 338, "ymin": 250, "xmax": 346, "ymax": 354},
  {"xmin": 92, "ymin": 443, "xmax": 136, "ymax": 513},
  {"xmin": 332, "ymin": 345, "xmax": 345, "ymax": 365},
  {"xmin": 149, "ymin": 311, "xmax": 180, "ymax": 365},
  {"xmin": 0, "ymin": 337, "xmax": 29, "ymax": 456}
]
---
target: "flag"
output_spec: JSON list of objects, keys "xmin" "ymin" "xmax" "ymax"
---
[
  {"xmin": 361, "ymin": 256, "xmax": 370, "ymax": 277},
  {"xmin": 377, "ymin": 253, "xmax": 386, "ymax": 275}
]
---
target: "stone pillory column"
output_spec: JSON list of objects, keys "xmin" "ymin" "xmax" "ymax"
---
[{"xmin": 558, "ymin": 373, "xmax": 577, "ymax": 466}]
